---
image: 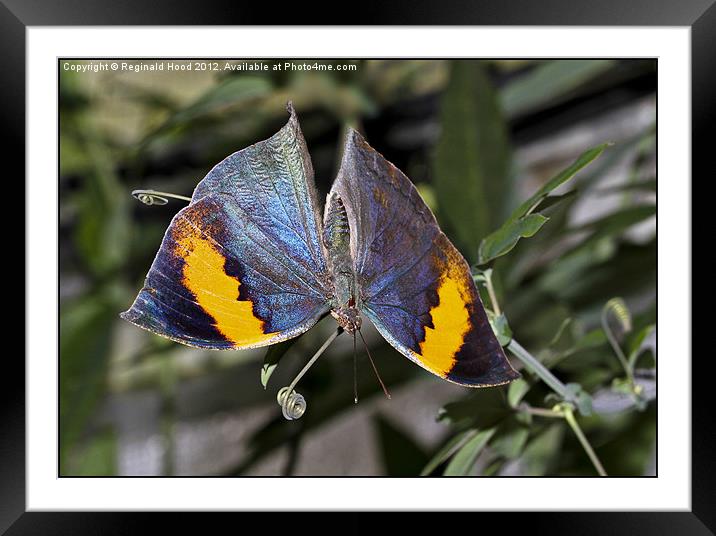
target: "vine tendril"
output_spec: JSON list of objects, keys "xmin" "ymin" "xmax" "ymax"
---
[
  {"xmin": 603, "ymin": 297, "xmax": 632, "ymax": 332},
  {"xmin": 601, "ymin": 297, "xmax": 633, "ymax": 385}
]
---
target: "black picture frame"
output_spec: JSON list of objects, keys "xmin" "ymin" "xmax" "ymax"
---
[{"xmin": 7, "ymin": 1, "xmax": 708, "ymax": 532}]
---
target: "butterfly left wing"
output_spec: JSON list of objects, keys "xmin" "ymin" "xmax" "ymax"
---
[
  {"xmin": 122, "ymin": 106, "xmax": 332, "ymax": 349},
  {"xmin": 330, "ymin": 130, "xmax": 519, "ymax": 387}
]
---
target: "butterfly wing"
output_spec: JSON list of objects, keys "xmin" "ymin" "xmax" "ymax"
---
[
  {"xmin": 330, "ymin": 130, "xmax": 519, "ymax": 386},
  {"xmin": 121, "ymin": 105, "xmax": 331, "ymax": 349}
]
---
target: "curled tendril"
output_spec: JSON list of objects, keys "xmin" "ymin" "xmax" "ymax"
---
[
  {"xmin": 603, "ymin": 298, "xmax": 632, "ymax": 333},
  {"xmin": 131, "ymin": 189, "xmax": 191, "ymax": 206},
  {"xmin": 601, "ymin": 297, "xmax": 634, "ymax": 387},
  {"xmin": 277, "ymin": 387, "xmax": 306, "ymax": 420}
]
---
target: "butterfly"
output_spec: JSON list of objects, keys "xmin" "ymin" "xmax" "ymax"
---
[{"xmin": 121, "ymin": 103, "xmax": 519, "ymax": 388}]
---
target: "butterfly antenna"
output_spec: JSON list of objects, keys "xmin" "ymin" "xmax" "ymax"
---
[
  {"xmin": 353, "ymin": 332, "xmax": 359, "ymax": 404},
  {"xmin": 358, "ymin": 329, "xmax": 391, "ymax": 400}
]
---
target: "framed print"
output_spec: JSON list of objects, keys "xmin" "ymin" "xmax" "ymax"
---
[{"xmin": 8, "ymin": 0, "xmax": 709, "ymax": 532}]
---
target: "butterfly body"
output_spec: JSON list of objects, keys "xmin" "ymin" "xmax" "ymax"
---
[
  {"xmin": 122, "ymin": 104, "xmax": 518, "ymax": 388},
  {"xmin": 324, "ymin": 193, "xmax": 362, "ymax": 333}
]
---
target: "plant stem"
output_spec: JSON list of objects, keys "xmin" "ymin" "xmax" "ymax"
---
[
  {"xmin": 522, "ymin": 403, "xmax": 607, "ymax": 476},
  {"xmin": 507, "ymin": 339, "xmax": 572, "ymax": 403},
  {"xmin": 562, "ymin": 405, "xmax": 608, "ymax": 477},
  {"xmin": 483, "ymin": 267, "xmax": 606, "ymax": 477},
  {"xmin": 518, "ymin": 404, "xmax": 563, "ymax": 418},
  {"xmin": 484, "ymin": 269, "xmax": 502, "ymax": 316},
  {"xmin": 510, "ymin": 340, "xmax": 608, "ymax": 476}
]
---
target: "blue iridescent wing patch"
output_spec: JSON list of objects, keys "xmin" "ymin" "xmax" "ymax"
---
[
  {"xmin": 329, "ymin": 130, "xmax": 519, "ymax": 387},
  {"xmin": 121, "ymin": 105, "xmax": 331, "ymax": 349}
]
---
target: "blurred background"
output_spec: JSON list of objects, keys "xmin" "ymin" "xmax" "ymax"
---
[{"xmin": 59, "ymin": 59, "xmax": 656, "ymax": 476}]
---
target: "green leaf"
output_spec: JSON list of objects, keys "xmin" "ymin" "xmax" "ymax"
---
[
  {"xmin": 563, "ymin": 383, "xmax": 594, "ymax": 416},
  {"xmin": 510, "ymin": 144, "xmax": 610, "ymax": 222},
  {"xmin": 420, "ymin": 429, "xmax": 478, "ymax": 476},
  {"xmin": 627, "ymin": 324, "xmax": 655, "ymax": 369},
  {"xmin": 434, "ymin": 61, "xmax": 513, "ymax": 262},
  {"xmin": 487, "ymin": 310, "xmax": 513, "ymax": 347},
  {"xmin": 438, "ymin": 387, "xmax": 511, "ymax": 429},
  {"xmin": 491, "ymin": 420, "xmax": 530, "ymax": 459},
  {"xmin": 611, "ymin": 378, "xmax": 649, "ymax": 412},
  {"xmin": 478, "ymin": 213, "xmax": 549, "ymax": 264},
  {"xmin": 537, "ymin": 207, "xmax": 655, "ymax": 302},
  {"xmin": 537, "ymin": 237, "xmax": 617, "ymax": 297},
  {"xmin": 533, "ymin": 190, "xmax": 579, "ymax": 212},
  {"xmin": 444, "ymin": 428, "xmax": 496, "ymax": 476},
  {"xmin": 594, "ymin": 178, "xmax": 656, "ymax": 195},
  {"xmin": 471, "ymin": 266, "xmax": 491, "ymax": 287},
  {"xmin": 501, "ymin": 60, "xmax": 616, "ymax": 117},
  {"xmin": 547, "ymin": 239, "xmax": 656, "ymax": 310},
  {"xmin": 520, "ymin": 424, "xmax": 565, "ymax": 476},
  {"xmin": 483, "ymin": 458, "xmax": 506, "ymax": 476},
  {"xmin": 167, "ymin": 76, "xmax": 272, "ymax": 126},
  {"xmin": 507, "ymin": 377, "xmax": 531, "ymax": 408},
  {"xmin": 569, "ymin": 205, "xmax": 656, "ymax": 239},
  {"xmin": 476, "ymin": 144, "xmax": 608, "ymax": 265},
  {"xmin": 260, "ymin": 338, "xmax": 297, "ymax": 389}
]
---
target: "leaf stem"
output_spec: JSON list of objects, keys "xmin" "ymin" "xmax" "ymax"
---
[
  {"xmin": 483, "ymin": 269, "xmax": 501, "ymax": 316},
  {"xmin": 507, "ymin": 339, "xmax": 572, "ymax": 403},
  {"xmin": 481, "ymin": 269, "xmax": 607, "ymax": 476},
  {"xmin": 521, "ymin": 403, "xmax": 607, "ymax": 476},
  {"xmin": 518, "ymin": 403, "xmax": 563, "ymax": 418},
  {"xmin": 562, "ymin": 405, "xmax": 607, "ymax": 477}
]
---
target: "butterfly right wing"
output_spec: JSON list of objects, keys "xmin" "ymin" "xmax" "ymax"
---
[{"xmin": 330, "ymin": 130, "xmax": 519, "ymax": 387}]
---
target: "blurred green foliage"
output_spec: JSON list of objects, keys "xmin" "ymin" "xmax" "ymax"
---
[
  {"xmin": 434, "ymin": 60, "xmax": 513, "ymax": 260},
  {"xmin": 59, "ymin": 59, "xmax": 656, "ymax": 476}
]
